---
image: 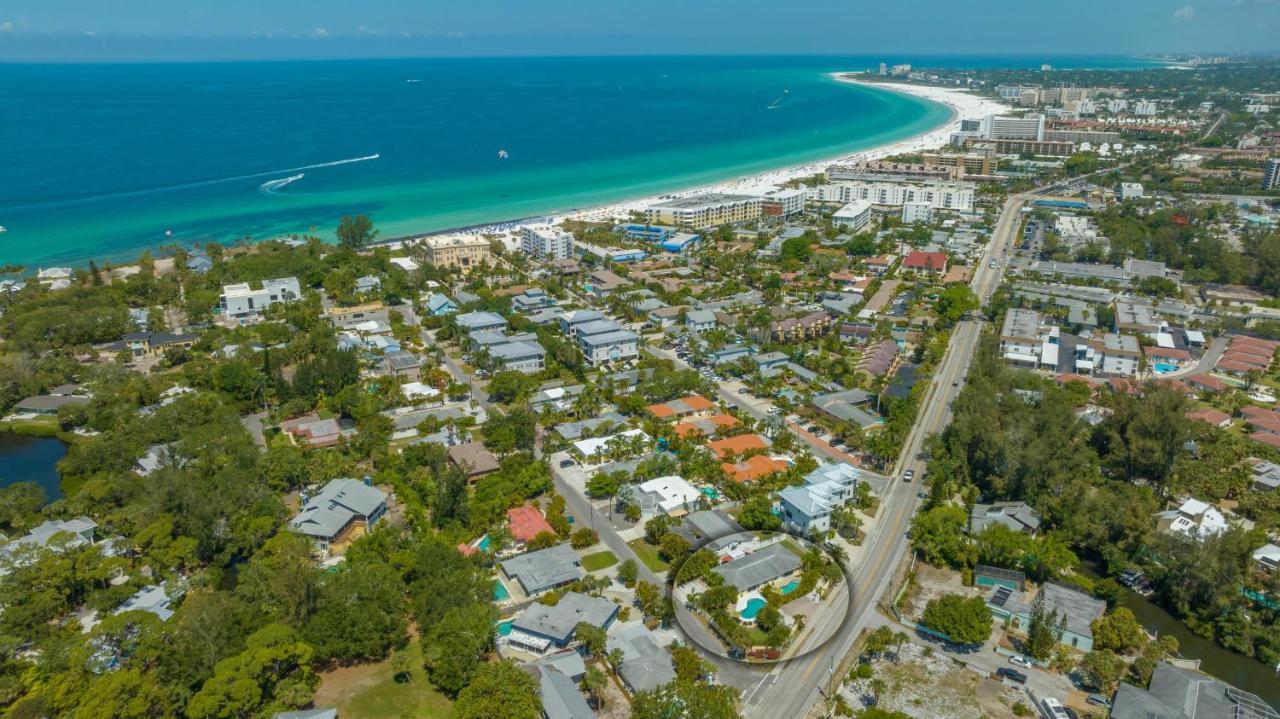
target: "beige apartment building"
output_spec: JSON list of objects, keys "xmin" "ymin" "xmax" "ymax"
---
[{"xmin": 419, "ymin": 235, "xmax": 493, "ymax": 270}]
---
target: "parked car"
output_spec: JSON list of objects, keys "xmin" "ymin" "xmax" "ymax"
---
[
  {"xmin": 738, "ymin": 388, "xmax": 750, "ymax": 394},
  {"xmin": 996, "ymin": 667, "xmax": 1027, "ymax": 684},
  {"xmin": 1009, "ymin": 655, "xmax": 1032, "ymax": 668},
  {"xmin": 559, "ymin": 459, "xmax": 576, "ymax": 468},
  {"xmin": 903, "ymin": 469, "xmax": 915, "ymax": 482},
  {"xmin": 1086, "ymin": 695, "xmax": 1110, "ymax": 709}
]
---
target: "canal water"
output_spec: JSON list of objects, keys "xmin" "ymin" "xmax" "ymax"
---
[
  {"xmin": 0, "ymin": 432, "xmax": 68, "ymax": 503},
  {"xmin": 1117, "ymin": 589, "xmax": 1280, "ymax": 709}
]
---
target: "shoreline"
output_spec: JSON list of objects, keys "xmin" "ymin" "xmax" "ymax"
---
[{"xmin": 376, "ymin": 75, "xmax": 1010, "ymax": 251}]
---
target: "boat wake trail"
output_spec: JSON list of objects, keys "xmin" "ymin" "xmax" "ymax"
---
[
  {"xmin": 259, "ymin": 173, "xmax": 305, "ymax": 194},
  {"xmin": 0, "ymin": 154, "xmax": 380, "ymax": 212}
]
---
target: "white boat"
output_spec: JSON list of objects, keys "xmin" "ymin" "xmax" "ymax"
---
[{"xmin": 0, "ymin": 226, "xmax": 6, "ymax": 233}]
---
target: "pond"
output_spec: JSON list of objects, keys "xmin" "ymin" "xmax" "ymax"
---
[{"xmin": 0, "ymin": 432, "xmax": 68, "ymax": 503}]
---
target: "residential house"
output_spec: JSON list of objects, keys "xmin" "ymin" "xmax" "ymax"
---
[
  {"xmin": 490, "ymin": 340, "xmax": 548, "ymax": 373},
  {"xmin": 672, "ymin": 414, "xmax": 740, "ymax": 439},
  {"xmin": 778, "ymin": 462, "xmax": 860, "ymax": 536},
  {"xmin": 1187, "ymin": 408, "xmax": 1232, "ymax": 429},
  {"xmin": 969, "ymin": 502, "xmax": 1042, "ymax": 535},
  {"xmin": 508, "ymin": 592, "xmax": 618, "ymax": 653},
  {"xmin": 499, "ymin": 544, "xmax": 586, "ymax": 596},
  {"xmin": 584, "ymin": 270, "xmax": 632, "ymax": 298},
  {"xmin": 722, "ymin": 455, "xmax": 789, "ymax": 483},
  {"xmin": 810, "ymin": 388, "xmax": 880, "ymax": 430},
  {"xmin": 1251, "ymin": 461, "xmax": 1280, "ymax": 492},
  {"xmin": 512, "ymin": 288, "xmax": 558, "ymax": 313},
  {"xmin": 1253, "ymin": 543, "xmax": 1280, "ymax": 573},
  {"xmin": 607, "ymin": 623, "xmax": 678, "ymax": 694},
  {"xmin": 1110, "ymin": 662, "xmax": 1275, "ymax": 719},
  {"xmin": 355, "ymin": 275, "xmax": 382, "ymax": 294},
  {"xmin": 455, "ymin": 311, "xmax": 508, "ymax": 333},
  {"xmin": 685, "ymin": 309, "xmax": 718, "ymax": 334},
  {"xmin": 712, "ymin": 543, "xmax": 803, "ymax": 592},
  {"xmin": 288, "ymin": 479, "xmax": 388, "ymax": 553},
  {"xmin": 575, "ymin": 319, "xmax": 639, "ymax": 367},
  {"xmin": 423, "ymin": 293, "xmax": 459, "ymax": 316},
  {"xmin": 986, "ymin": 582, "xmax": 1105, "ymax": 651},
  {"xmin": 647, "ymin": 395, "xmax": 714, "ymax": 420},
  {"xmin": 508, "ymin": 504, "xmax": 557, "ymax": 546},
  {"xmin": 558, "ymin": 309, "xmax": 604, "ymax": 336},
  {"xmin": 706, "ymin": 433, "xmax": 770, "ymax": 460},
  {"xmin": 448, "ymin": 441, "xmax": 501, "ymax": 479},
  {"xmin": 674, "ymin": 510, "xmax": 746, "ymax": 552},
  {"xmin": 902, "ymin": 251, "xmax": 948, "ymax": 274},
  {"xmin": 283, "ymin": 415, "xmax": 358, "ymax": 448},
  {"xmin": 114, "ymin": 582, "xmax": 178, "ymax": 622},
  {"xmin": 858, "ymin": 339, "xmax": 900, "ymax": 377},
  {"xmin": 13, "ymin": 393, "xmax": 91, "ymax": 416},
  {"xmin": 1156, "ymin": 498, "xmax": 1228, "ymax": 540},
  {"xmin": 864, "ymin": 255, "xmax": 895, "ymax": 275},
  {"xmin": 382, "ymin": 351, "xmax": 422, "ymax": 379},
  {"xmin": 1, "ymin": 517, "xmax": 97, "ymax": 564},
  {"xmin": 219, "ymin": 277, "xmax": 301, "ymax": 324},
  {"xmin": 526, "ymin": 660, "xmax": 595, "ymax": 719},
  {"xmin": 109, "ymin": 330, "xmax": 198, "ymax": 359},
  {"xmin": 634, "ymin": 475, "xmax": 702, "ymax": 516}
]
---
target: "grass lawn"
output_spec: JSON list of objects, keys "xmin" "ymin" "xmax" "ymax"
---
[
  {"xmin": 0, "ymin": 415, "xmax": 62, "ymax": 437},
  {"xmin": 627, "ymin": 539, "xmax": 670, "ymax": 573},
  {"xmin": 581, "ymin": 550, "xmax": 618, "ymax": 571},
  {"xmin": 781, "ymin": 538, "xmax": 807, "ymax": 557},
  {"xmin": 313, "ymin": 640, "xmax": 453, "ymax": 719}
]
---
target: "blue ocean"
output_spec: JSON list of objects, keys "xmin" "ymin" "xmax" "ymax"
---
[{"xmin": 0, "ymin": 55, "xmax": 1152, "ymax": 266}]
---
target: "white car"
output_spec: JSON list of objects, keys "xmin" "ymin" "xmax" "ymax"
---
[{"xmin": 1009, "ymin": 655, "xmax": 1033, "ymax": 668}]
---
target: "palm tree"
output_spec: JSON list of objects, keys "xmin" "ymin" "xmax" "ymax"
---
[
  {"xmin": 581, "ymin": 666, "xmax": 607, "ymax": 710},
  {"xmin": 890, "ymin": 631, "xmax": 908, "ymax": 663}
]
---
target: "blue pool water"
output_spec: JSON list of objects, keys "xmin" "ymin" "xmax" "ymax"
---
[
  {"xmin": 493, "ymin": 582, "xmax": 510, "ymax": 601},
  {"xmin": 1153, "ymin": 363, "xmax": 1179, "ymax": 374},
  {"xmin": 497, "ymin": 619, "xmax": 514, "ymax": 636},
  {"xmin": 477, "ymin": 534, "xmax": 491, "ymax": 552},
  {"xmin": 740, "ymin": 598, "xmax": 767, "ymax": 620},
  {"xmin": 781, "ymin": 580, "xmax": 801, "ymax": 595},
  {"xmin": 700, "ymin": 487, "xmax": 720, "ymax": 500}
]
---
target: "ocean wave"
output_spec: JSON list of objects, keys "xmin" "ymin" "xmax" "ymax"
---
[{"xmin": 0, "ymin": 154, "xmax": 380, "ymax": 213}]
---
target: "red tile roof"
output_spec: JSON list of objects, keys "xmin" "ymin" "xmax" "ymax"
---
[
  {"xmin": 706, "ymin": 434, "xmax": 769, "ymax": 459},
  {"xmin": 722, "ymin": 455, "xmax": 789, "ymax": 483},
  {"xmin": 1251, "ymin": 431, "xmax": 1280, "ymax": 449},
  {"xmin": 1185, "ymin": 374, "xmax": 1227, "ymax": 392},
  {"xmin": 902, "ymin": 251, "xmax": 948, "ymax": 272},
  {"xmin": 507, "ymin": 504, "xmax": 556, "ymax": 543},
  {"xmin": 1187, "ymin": 408, "xmax": 1231, "ymax": 427}
]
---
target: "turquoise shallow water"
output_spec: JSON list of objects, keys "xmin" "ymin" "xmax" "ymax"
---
[
  {"xmin": 0, "ymin": 55, "xmax": 1148, "ymax": 267},
  {"xmin": 0, "ymin": 56, "xmax": 950, "ymax": 266}
]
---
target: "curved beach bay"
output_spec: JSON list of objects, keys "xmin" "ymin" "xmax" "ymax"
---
[{"xmin": 0, "ymin": 55, "xmax": 955, "ymax": 266}]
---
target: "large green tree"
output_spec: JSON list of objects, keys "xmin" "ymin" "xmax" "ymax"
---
[
  {"xmin": 336, "ymin": 214, "xmax": 378, "ymax": 249},
  {"xmin": 921, "ymin": 594, "xmax": 992, "ymax": 646},
  {"xmin": 454, "ymin": 660, "xmax": 542, "ymax": 719}
]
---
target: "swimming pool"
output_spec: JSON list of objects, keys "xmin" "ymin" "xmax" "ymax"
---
[
  {"xmin": 1153, "ymin": 363, "xmax": 1178, "ymax": 374},
  {"xmin": 700, "ymin": 487, "xmax": 720, "ymax": 501},
  {"xmin": 780, "ymin": 580, "xmax": 801, "ymax": 595},
  {"xmin": 476, "ymin": 534, "xmax": 491, "ymax": 551},
  {"xmin": 740, "ymin": 597, "xmax": 766, "ymax": 620},
  {"xmin": 494, "ymin": 582, "xmax": 510, "ymax": 601},
  {"xmin": 497, "ymin": 619, "xmax": 514, "ymax": 636}
]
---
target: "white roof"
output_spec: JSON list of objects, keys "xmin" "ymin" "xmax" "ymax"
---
[
  {"xmin": 1154, "ymin": 332, "xmax": 1175, "ymax": 349},
  {"xmin": 1253, "ymin": 543, "xmax": 1280, "ymax": 562},
  {"xmin": 401, "ymin": 382, "xmax": 440, "ymax": 400},
  {"xmin": 572, "ymin": 429, "xmax": 649, "ymax": 459},
  {"xmin": 1185, "ymin": 329, "xmax": 1206, "ymax": 344},
  {"xmin": 636, "ymin": 475, "xmax": 701, "ymax": 513},
  {"xmin": 389, "ymin": 257, "xmax": 420, "ymax": 271}
]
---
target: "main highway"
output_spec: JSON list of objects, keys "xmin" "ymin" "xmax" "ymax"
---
[{"xmin": 740, "ymin": 191, "xmax": 1032, "ymax": 719}]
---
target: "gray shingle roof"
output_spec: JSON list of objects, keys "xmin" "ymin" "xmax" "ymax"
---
[
  {"xmin": 712, "ymin": 543, "xmax": 802, "ymax": 592},
  {"xmin": 607, "ymin": 622, "xmax": 677, "ymax": 693},
  {"xmin": 511, "ymin": 592, "xmax": 617, "ymax": 644},
  {"xmin": 288, "ymin": 479, "xmax": 387, "ymax": 541},
  {"xmin": 500, "ymin": 544, "xmax": 585, "ymax": 595}
]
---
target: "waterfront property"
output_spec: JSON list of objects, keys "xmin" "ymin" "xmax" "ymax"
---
[
  {"xmin": 986, "ymin": 582, "xmax": 1105, "ymax": 651},
  {"xmin": 645, "ymin": 194, "xmax": 762, "ymax": 229},
  {"xmin": 418, "ymin": 234, "xmax": 493, "ymax": 269},
  {"xmin": 1110, "ymin": 661, "xmax": 1278, "ymax": 719}
]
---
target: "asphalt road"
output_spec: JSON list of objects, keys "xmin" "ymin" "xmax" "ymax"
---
[{"xmin": 745, "ymin": 193, "xmax": 1032, "ymax": 719}]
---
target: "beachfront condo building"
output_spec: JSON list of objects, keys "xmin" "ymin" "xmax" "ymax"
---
[
  {"xmin": 644, "ymin": 194, "xmax": 761, "ymax": 230},
  {"xmin": 420, "ymin": 235, "xmax": 493, "ymax": 270},
  {"xmin": 807, "ymin": 179, "xmax": 975, "ymax": 213},
  {"xmin": 520, "ymin": 224, "xmax": 575, "ymax": 261}
]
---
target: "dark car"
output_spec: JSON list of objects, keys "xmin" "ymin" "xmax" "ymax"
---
[
  {"xmin": 996, "ymin": 667, "xmax": 1027, "ymax": 684},
  {"xmin": 559, "ymin": 459, "xmax": 576, "ymax": 468}
]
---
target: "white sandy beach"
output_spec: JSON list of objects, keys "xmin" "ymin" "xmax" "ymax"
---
[{"xmin": 389, "ymin": 76, "xmax": 1010, "ymax": 250}]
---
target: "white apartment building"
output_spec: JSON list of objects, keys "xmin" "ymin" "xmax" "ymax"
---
[
  {"xmin": 219, "ymin": 277, "xmax": 302, "ymax": 324},
  {"xmin": 807, "ymin": 179, "xmax": 975, "ymax": 212},
  {"xmin": 901, "ymin": 201, "xmax": 933, "ymax": 224},
  {"xmin": 985, "ymin": 114, "xmax": 1046, "ymax": 141},
  {"xmin": 1133, "ymin": 99, "xmax": 1158, "ymax": 116},
  {"xmin": 743, "ymin": 185, "xmax": 806, "ymax": 217},
  {"xmin": 1119, "ymin": 182, "xmax": 1145, "ymax": 201},
  {"xmin": 1106, "ymin": 99, "xmax": 1129, "ymax": 113},
  {"xmin": 832, "ymin": 200, "xmax": 873, "ymax": 230},
  {"xmin": 520, "ymin": 224, "xmax": 575, "ymax": 261},
  {"xmin": 999, "ymin": 308, "xmax": 1060, "ymax": 370},
  {"xmin": 644, "ymin": 194, "xmax": 761, "ymax": 229}
]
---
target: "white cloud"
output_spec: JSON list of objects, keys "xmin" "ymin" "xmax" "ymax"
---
[
  {"xmin": 0, "ymin": 21, "xmax": 13, "ymax": 34},
  {"xmin": 1173, "ymin": 4, "xmax": 1196, "ymax": 21},
  {"xmin": 311, "ymin": 27, "xmax": 329, "ymax": 38}
]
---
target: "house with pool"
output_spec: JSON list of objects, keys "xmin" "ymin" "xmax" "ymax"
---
[
  {"xmin": 713, "ymin": 543, "xmax": 803, "ymax": 594},
  {"xmin": 504, "ymin": 591, "xmax": 618, "ymax": 654}
]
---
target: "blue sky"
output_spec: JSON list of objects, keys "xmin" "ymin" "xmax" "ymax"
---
[{"xmin": 1, "ymin": 0, "xmax": 1277, "ymax": 60}]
